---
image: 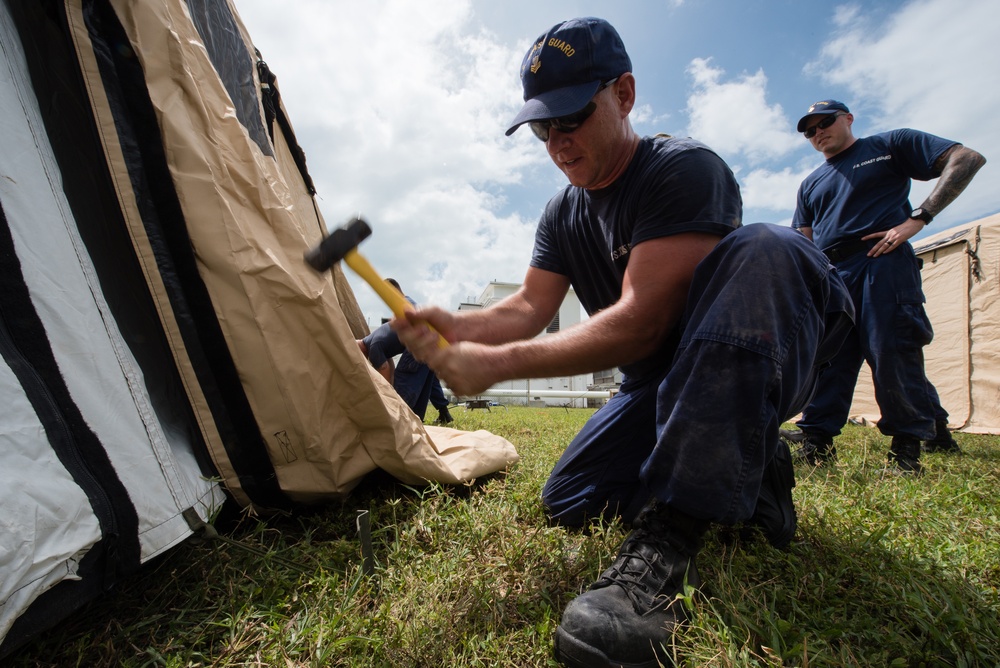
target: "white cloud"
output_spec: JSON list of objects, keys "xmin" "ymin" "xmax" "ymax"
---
[
  {"xmin": 684, "ymin": 58, "xmax": 799, "ymax": 163},
  {"xmin": 232, "ymin": 0, "xmax": 998, "ymax": 325},
  {"xmin": 740, "ymin": 164, "xmax": 816, "ymax": 213},
  {"xmin": 806, "ymin": 0, "xmax": 998, "ymax": 226},
  {"xmin": 236, "ymin": 0, "xmax": 544, "ymax": 324},
  {"xmin": 630, "ymin": 102, "xmax": 665, "ymax": 128}
]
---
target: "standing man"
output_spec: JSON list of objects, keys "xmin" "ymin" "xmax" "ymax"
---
[
  {"xmin": 790, "ymin": 100, "xmax": 985, "ymax": 472},
  {"xmin": 394, "ymin": 18, "xmax": 853, "ymax": 667},
  {"xmin": 358, "ymin": 279, "xmax": 454, "ymax": 424}
]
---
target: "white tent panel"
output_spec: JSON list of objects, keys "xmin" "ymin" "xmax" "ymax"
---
[
  {"xmin": 0, "ymin": 0, "xmax": 225, "ymax": 644},
  {"xmin": 0, "ymin": 363, "xmax": 100, "ymax": 640},
  {"xmin": 1, "ymin": 1, "xmax": 224, "ymax": 557}
]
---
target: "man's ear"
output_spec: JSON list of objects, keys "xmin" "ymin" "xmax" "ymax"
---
[{"xmin": 616, "ymin": 73, "xmax": 636, "ymax": 116}]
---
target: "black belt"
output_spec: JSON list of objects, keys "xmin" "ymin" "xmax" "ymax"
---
[{"xmin": 823, "ymin": 239, "xmax": 876, "ymax": 263}]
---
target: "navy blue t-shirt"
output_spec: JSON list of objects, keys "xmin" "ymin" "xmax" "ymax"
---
[
  {"xmin": 792, "ymin": 129, "xmax": 956, "ymax": 250},
  {"xmin": 529, "ymin": 135, "xmax": 742, "ymax": 378},
  {"xmin": 362, "ymin": 322, "xmax": 405, "ymax": 369},
  {"xmin": 362, "ymin": 295, "xmax": 420, "ymax": 369}
]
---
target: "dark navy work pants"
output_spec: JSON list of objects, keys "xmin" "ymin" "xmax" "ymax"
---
[
  {"xmin": 795, "ymin": 242, "xmax": 945, "ymax": 441},
  {"xmin": 394, "ymin": 356, "xmax": 447, "ymax": 421},
  {"xmin": 541, "ymin": 224, "xmax": 853, "ymax": 527}
]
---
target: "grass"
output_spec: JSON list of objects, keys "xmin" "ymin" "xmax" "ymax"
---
[{"xmin": 8, "ymin": 407, "xmax": 1000, "ymax": 667}]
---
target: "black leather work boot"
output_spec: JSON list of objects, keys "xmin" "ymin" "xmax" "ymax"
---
[
  {"xmin": 922, "ymin": 420, "xmax": 960, "ymax": 453},
  {"xmin": 791, "ymin": 432, "xmax": 836, "ymax": 466},
  {"xmin": 554, "ymin": 500, "xmax": 707, "ymax": 667},
  {"xmin": 888, "ymin": 435, "xmax": 922, "ymax": 474},
  {"xmin": 778, "ymin": 427, "xmax": 806, "ymax": 443}
]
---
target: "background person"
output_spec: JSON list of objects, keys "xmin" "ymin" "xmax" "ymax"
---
[
  {"xmin": 358, "ymin": 279, "xmax": 454, "ymax": 424},
  {"xmin": 394, "ymin": 18, "xmax": 853, "ymax": 667},
  {"xmin": 789, "ymin": 100, "xmax": 985, "ymax": 472}
]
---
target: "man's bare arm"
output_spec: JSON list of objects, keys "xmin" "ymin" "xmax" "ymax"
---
[
  {"xmin": 377, "ymin": 361, "xmax": 393, "ymax": 384},
  {"xmin": 866, "ymin": 144, "xmax": 986, "ymax": 255},
  {"xmin": 400, "ymin": 232, "xmax": 721, "ymax": 396},
  {"xmin": 391, "ymin": 268, "xmax": 568, "ymax": 349},
  {"xmin": 920, "ymin": 144, "xmax": 987, "ymax": 216},
  {"xmin": 452, "ymin": 267, "xmax": 571, "ymax": 344}
]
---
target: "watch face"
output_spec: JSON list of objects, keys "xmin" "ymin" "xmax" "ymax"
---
[{"xmin": 912, "ymin": 208, "xmax": 931, "ymax": 222}]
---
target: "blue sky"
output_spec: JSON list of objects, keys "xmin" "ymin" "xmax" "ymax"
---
[{"xmin": 236, "ymin": 0, "xmax": 998, "ymax": 326}]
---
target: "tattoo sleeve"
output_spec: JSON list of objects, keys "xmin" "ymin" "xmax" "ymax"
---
[{"xmin": 921, "ymin": 145, "xmax": 987, "ymax": 216}]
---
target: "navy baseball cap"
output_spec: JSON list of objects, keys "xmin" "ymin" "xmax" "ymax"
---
[
  {"xmin": 796, "ymin": 99, "xmax": 850, "ymax": 132},
  {"xmin": 505, "ymin": 17, "xmax": 632, "ymax": 136}
]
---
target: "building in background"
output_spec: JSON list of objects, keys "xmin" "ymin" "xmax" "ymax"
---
[{"xmin": 455, "ymin": 282, "xmax": 621, "ymax": 408}]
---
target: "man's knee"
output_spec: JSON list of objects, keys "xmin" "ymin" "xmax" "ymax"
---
[
  {"xmin": 541, "ymin": 477, "xmax": 592, "ymax": 528},
  {"xmin": 542, "ymin": 476, "xmax": 642, "ymax": 529}
]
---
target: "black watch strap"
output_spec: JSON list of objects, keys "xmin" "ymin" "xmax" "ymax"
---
[{"xmin": 911, "ymin": 208, "xmax": 933, "ymax": 224}]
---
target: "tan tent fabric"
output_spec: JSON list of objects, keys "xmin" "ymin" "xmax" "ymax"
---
[
  {"xmin": 69, "ymin": 0, "xmax": 517, "ymax": 508},
  {"xmin": 849, "ymin": 213, "xmax": 1000, "ymax": 434}
]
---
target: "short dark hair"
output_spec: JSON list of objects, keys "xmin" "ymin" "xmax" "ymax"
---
[{"xmin": 385, "ymin": 278, "xmax": 401, "ymax": 292}]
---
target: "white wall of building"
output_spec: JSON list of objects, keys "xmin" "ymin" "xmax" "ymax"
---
[{"xmin": 453, "ymin": 281, "xmax": 617, "ymax": 408}]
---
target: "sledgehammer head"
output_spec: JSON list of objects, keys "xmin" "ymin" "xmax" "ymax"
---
[{"xmin": 305, "ymin": 217, "xmax": 372, "ymax": 272}]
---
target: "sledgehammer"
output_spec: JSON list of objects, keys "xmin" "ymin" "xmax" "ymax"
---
[{"xmin": 305, "ymin": 217, "xmax": 448, "ymax": 348}]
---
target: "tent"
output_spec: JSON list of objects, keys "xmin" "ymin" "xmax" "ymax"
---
[
  {"xmin": 849, "ymin": 212, "xmax": 1000, "ymax": 434},
  {"xmin": 0, "ymin": 0, "xmax": 516, "ymax": 656}
]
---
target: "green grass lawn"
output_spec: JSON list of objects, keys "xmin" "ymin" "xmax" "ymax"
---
[{"xmin": 10, "ymin": 407, "xmax": 1000, "ymax": 667}]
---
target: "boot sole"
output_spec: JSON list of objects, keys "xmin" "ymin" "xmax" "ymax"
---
[
  {"xmin": 921, "ymin": 444, "xmax": 961, "ymax": 454},
  {"xmin": 554, "ymin": 626, "xmax": 662, "ymax": 668}
]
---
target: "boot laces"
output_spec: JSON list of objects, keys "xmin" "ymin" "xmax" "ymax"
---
[{"xmin": 595, "ymin": 528, "xmax": 683, "ymax": 611}]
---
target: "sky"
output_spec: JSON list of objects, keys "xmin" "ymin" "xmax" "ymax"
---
[{"xmin": 235, "ymin": 0, "xmax": 998, "ymax": 327}]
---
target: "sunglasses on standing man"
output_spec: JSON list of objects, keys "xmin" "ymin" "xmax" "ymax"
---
[{"xmin": 803, "ymin": 112, "xmax": 846, "ymax": 139}]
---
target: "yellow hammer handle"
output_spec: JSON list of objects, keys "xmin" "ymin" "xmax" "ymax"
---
[{"xmin": 344, "ymin": 249, "xmax": 448, "ymax": 348}]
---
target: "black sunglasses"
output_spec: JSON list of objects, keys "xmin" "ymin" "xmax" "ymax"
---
[
  {"xmin": 803, "ymin": 113, "xmax": 845, "ymax": 139},
  {"xmin": 530, "ymin": 78, "xmax": 619, "ymax": 142}
]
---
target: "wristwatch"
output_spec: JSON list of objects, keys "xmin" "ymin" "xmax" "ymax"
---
[{"xmin": 910, "ymin": 208, "xmax": 933, "ymax": 224}]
